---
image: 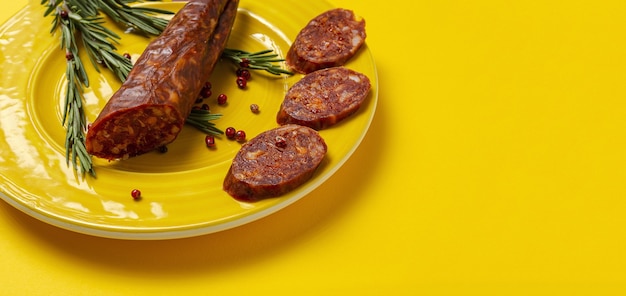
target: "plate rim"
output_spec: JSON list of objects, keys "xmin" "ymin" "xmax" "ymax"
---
[{"xmin": 0, "ymin": 1, "xmax": 378, "ymax": 240}]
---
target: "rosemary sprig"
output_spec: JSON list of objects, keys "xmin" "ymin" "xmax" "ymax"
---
[
  {"xmin": 56, "ymin": 9, "xmax": 96, "ymax": 175},
  {"xmin": 63, "ymin": 52, "xmax": 93, "ymax": 175},
  {"xmin": 186, "ymin": 109, "xmax": 224, "ymax": 136},
  {"xmin": 222, "ymin": 48, "xmax": 294, "ymax": 75},
  {"xmin": 73, "ymin": 14, "xmax": 134, "ymax": 82},
  {"xmin": 92, "ymin": 0, "xmax": 172, "ymax": 35},
  {"xmin": 42, "ymin": 0, "xmax": 174, "ymax": 176},
  {"xmin": 43, "ymin": 0, "xmax": 172, "ymax": 35}
]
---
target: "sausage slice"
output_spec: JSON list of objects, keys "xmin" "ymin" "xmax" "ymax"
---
[
  {"xmin": 276, "ymin": 67, "xmax": 371, "ymax": 130},
  {"xmin": 86, "ymin": 0, "xmax": 238, "ymax": 160},
  {"xmin": 223, "ymin": 124, "xmax": 327, "ymax": 201},
  {"xmin": 286, "ymin": 8, "xmax": 366, "ymax": 74}
]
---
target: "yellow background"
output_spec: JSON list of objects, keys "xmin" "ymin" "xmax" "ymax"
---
[{"xmin": 2, "ymin": 0, "xmax": 626, "ymax": 294}]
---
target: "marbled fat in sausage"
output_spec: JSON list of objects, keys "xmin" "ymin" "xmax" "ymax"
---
[
  {"xmin": 276, "ymin": 67, "xmax": 371, "ymax": 130},
  {"xmin": 223, "ymin": 124, "xmax": 327, "ymax": 201},
  {"xmin": 86, "ymin": 0, "xmax": 239, "ymax": 160},
  {"xmin": 286, "ymin": 8, "xmax": 366, "ymax": 74}
]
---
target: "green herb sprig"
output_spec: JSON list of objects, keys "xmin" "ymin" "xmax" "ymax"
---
[
  {"xmin": 222, "ymin": 48, "xmax": 294, "ymax": 75},
  {"xmin": 186, "ymin": 109, "xmax": 224, "ymax": 136},
  {"xmin": 42, "ymin": 0, "xmax": 175, "ymax": 176}
]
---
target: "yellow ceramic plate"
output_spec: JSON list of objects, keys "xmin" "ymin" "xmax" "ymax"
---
[{"xmin": 0, "ymin": 1, "xmax": 377, "ymax": 239}]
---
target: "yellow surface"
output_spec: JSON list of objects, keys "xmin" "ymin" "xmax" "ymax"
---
[{"xmin": 2, "ymin": 0, "xmax": 626, "ymax": 294}]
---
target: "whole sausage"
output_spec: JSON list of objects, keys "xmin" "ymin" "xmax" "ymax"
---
[
  {"xmin": 86, "ymin": 0, "xmax": 239, "ymax": 160},
  {"xmin": 223, "ymin": 124, "xmax": 327, "ymax": 201},
  {"xmin": 276, "ymin": 67, "xmax": 371, "ymax": 130},
  {"xmin": 286, "ymin": 8, "xmax": 366, "ymax": 74}
]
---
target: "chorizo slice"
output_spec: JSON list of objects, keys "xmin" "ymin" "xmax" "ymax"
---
[
  {"xmin": 286, "ymin": 8, "xmax": 366, "ymax": 74},
  {"xmin": 86, "ymin": 0, "xmax": 239, "ymax": 160},
  {"xmin": 276, "ymin": 67, "xmax": 371, "ymax": 130},
  {"xmin": 223, "ymin": 124, "xmax": 327, "ymax": 201}
]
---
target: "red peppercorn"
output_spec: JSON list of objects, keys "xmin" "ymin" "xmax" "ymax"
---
[
  {"xmin": 205, "ymin": 135, "xmax": 215, "ymax": 147},
  {"xmin": 239, "ymin": 58, "xmax": 250, "ymax": 68},
  {"xmin": 225, "ymin": 127, "xmax": 236, "ymax": 139},
  {"xmin": 123, "ymin": 52, "xmax": 131, "ymax": 60},
  {"xmin": 236, "ymin": 77, "xmax": 247, "ymax": 89},
  {"xmin": 217, "ymin": 93, "xmax": 227, "ymax": 105},
  {"xmin": 275, "ymin": 136, "xmax": 287, "ymax": 148},
  {"xmin": 65, "ymin": 51, "xmax": 74, "ymax": 61},
  {"xmin": 242, "ymin": 70, "xmax": 251, "ymax": 80},
  {"xmin": 235, "ymin": 130, "xmax": 246, "ymax": 142},
  {"xmin": 200, "ymin": 88, "xmax": 212, "ymax": 99},
  {"xmin": 199, "ymin": 82, "xmax": 212, "ymax": 98},
  {"xmin": 250, "ymin": 103, "xmax": 260, "ymax": 114},
  {"xmin": 60, "ymin": 10, "xmax": 69, "ymax": 19},
  {"xmin": 131, "ymin": 189, "xmax": 141, "ymax": 200},
  {"xmin": 201, "ymin": 103, "xmax": 210, "ymax": 110},
  {"xmin": 236, "ymin": 68, "xmax": 251, "ymax": 80}
]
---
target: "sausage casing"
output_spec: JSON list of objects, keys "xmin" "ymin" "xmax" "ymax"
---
[
  {"xmin": 276, "ymin": 67, "xmax": 371, "ymax": 130},
  {"xmin": 286, "ymin": 8, "xmax": 366, "ymax": 74},
  {"xmin": 223, "ymin": 124, "xmax": 327, "ymax": 201},
  {"xmin": 86, "ymin": 0, "xmax": 239, "ymax": 160}
]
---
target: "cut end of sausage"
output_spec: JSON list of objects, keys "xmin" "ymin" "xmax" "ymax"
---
[
  {"xmin": 85, "ymin": 0, "xmax": 238, "ymax": 161},
  {"xmin": 286, "ymin": 8, "xmax": 366, "ymax": 74},
  {"xmin": 223, "ymin": 124, "xmax": 327, "ymax": 201},
  {"xmin": 86, "ymin": 105, "xmax": 184, "ymax": 160},
  {"xmin": 277, "ymin": 67, "xmax": 371, "ymax": 130}
]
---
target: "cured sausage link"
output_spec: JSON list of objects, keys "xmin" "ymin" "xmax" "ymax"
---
[{"xmin": 86, "ymin": 0, "xmax": 239, "ymax": 160}]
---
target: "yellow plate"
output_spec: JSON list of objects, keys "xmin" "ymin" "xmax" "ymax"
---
[{"xmin": 0, "ymin": 1, "xmax": 378, "ymax": 239}]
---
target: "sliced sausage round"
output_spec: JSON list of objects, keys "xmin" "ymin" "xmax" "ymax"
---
[
  {"xmin": 286, "ymin": 8, "xmax": 366, "ymax": 74},
  {"xmin": 223, "ymin": 124, "xmax": 327, "ymax": 201},
  {"xmin": 276, "ymin": 67, "xmax": 371, "ymax": 130}
]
